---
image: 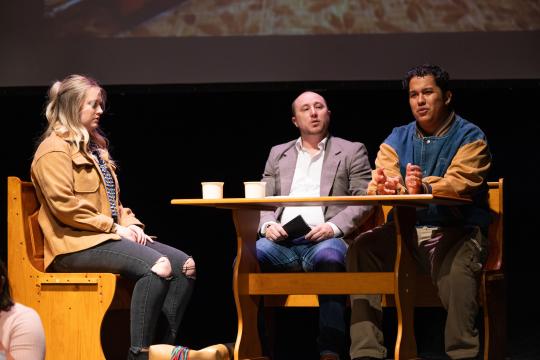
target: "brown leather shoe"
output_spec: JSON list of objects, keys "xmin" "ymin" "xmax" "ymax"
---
[{"xmin": 320, "ymin": 353, "xmax": 339, "ymax": 360}]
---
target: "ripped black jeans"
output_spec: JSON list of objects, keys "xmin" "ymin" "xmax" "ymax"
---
[{"xmin": 52, "ymin": 238, "xmax": 195, "ymax": 359}]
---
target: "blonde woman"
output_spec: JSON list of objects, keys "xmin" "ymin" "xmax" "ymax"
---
[{"xmin": 31, "ymin": 75, "xmax": 196, "ymax": 360}]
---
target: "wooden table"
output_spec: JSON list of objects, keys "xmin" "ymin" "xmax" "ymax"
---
[{"xmin": 171, "ymin": 195, "xmax": 470, "ymax": 360}]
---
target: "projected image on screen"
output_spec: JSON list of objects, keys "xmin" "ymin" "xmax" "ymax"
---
[{"xmin": 45, "ymin": 0, "xmax": 540, "ymax": 37}]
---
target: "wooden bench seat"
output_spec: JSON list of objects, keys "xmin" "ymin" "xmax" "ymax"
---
[{"xmin": 7, "ymin": 176, "xmax": 132, "ymax": 360}]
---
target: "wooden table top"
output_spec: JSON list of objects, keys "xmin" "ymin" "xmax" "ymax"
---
[{"xmin": 171, "ymin": 194, "xmax": 471, "ymax": 211}]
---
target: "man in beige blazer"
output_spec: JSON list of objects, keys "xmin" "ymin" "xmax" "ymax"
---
[{"xmin": 257, "ymin": 91, "xmax": 373, "ymax": 360}]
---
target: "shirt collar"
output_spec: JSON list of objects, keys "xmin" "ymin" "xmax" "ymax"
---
[{"xmin": 295, "ymin": 136, "xmax": 329, "ymax": 152}]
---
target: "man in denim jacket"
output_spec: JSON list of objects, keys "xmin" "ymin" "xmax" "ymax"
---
[{"xmin": 347, "ymin": 64, "xmax": 491, "ymax": 360}]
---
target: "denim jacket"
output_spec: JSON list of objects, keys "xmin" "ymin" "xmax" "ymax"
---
[{"xmin": 374, "ymin": 114, "xmax": 492, "ymax": 231}]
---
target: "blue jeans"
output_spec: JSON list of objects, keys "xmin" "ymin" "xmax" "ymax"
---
[
  {"xmin": 52, "ymin": 239, "xmax": 194, "ymax": 359},
  {"xmin": 256, "ymin": 237, "xmax": 348, "ymax": 356}
]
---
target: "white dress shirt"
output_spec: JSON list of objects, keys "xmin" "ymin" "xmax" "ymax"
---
[{"xmin": 263, "ymin": 137, "xmax": 341, "ymax": 237}]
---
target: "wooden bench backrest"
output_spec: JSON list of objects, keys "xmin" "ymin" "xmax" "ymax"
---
[
  {"xmin": 13, "ymin": 178, "xmax": 45, "ymax": 272},
  {"xmin": 485, "ymin": 180, "xmax": 503, "ymax": 271}
]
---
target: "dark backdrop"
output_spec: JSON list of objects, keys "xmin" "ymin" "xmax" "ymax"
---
[{"xmin": 1, "ymin": 80, "xmax": 539, "ymax": 359}]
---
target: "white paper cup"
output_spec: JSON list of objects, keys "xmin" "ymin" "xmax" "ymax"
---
[
  {"xmin": 201, "ymin": 182, "xmax": 224, "ymax": 199},
  {"xmin": 244, "ymin": 182, "xmax": 266, "ymax": 198}
]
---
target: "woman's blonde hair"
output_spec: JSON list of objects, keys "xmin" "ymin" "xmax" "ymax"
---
[{"xmin": 43, "ymin": 74, "xmax": 114, "ymax": 164}]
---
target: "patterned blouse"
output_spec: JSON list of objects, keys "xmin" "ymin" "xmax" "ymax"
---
[{"xmin": 92, "ymin": 149, "xmax": 118, "ymax": 221}]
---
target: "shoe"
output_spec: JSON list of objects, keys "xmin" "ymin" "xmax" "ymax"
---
[{"xmin": 320, "ymin": 354, "xmax": 339, "ymax": 360}]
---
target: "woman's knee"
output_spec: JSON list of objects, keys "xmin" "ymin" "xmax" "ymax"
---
[
  {"xmin": 151, "ymin": 257, "xmax": 172, "ymax": 278},
  {"xmin": 182, "ymin": 257, "xmax": 196, "ymax": 279}
]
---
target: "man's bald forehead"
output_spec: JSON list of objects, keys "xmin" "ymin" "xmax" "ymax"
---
[
  {"xmin": 294, "ymin": 91, "xmax": 326, "ymax": 105},
  {"xmin": 292, "ymin": 91, "xmax": 328, "ymax": 115}
]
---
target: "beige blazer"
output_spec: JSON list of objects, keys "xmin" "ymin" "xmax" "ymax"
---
[
  {"xmin": 259, "ymin": 135, "xmax": 373, "ymax": 242},
  {"xmin": 31, "ymin": 132, "xmax": 143, "ymax": 269}
]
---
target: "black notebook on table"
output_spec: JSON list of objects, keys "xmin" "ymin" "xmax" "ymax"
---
[{"xmin": 282, "ymin": 215, "xmax": 311, "ymax": 241}]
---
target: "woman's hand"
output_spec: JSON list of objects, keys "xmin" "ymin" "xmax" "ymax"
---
[
  {"xmin": 114, "ymin": 224, "xmax": 154, "ymax": 245},
  {"xmin": 114, "ymin": 224, "xmax": 137, "ymax": 242},
  {"xmin": 128, "ymin": 224, "xmax": 154, "ymax": 245}
]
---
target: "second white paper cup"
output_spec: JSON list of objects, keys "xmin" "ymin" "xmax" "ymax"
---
[{"xmin": 244, "ymin": 182, "xmax": 266, "ymax": 198}]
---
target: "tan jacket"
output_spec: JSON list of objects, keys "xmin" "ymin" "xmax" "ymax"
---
[
  {"xmin": 366, "ymin": 140, "xmax": 490, "ymax": 197},
  {"xmin": 31, "ymin": 132, "xmax": 143, "ymax": 269}
]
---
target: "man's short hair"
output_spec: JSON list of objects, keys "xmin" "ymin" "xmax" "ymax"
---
[{"xmin": 402, "ymin": 64, "xmax": 450, "ymax": 93}]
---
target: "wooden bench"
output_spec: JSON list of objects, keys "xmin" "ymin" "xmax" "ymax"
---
[
  {"xmin": 7, "ymin": 176, "xmax": 132, "ymax": 360},
  {"xmin": 263, "ymin": 180, "xmax": 505, "ymax": 360}
]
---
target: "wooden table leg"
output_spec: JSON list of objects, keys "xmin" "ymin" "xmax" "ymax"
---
[
  {"xmin": 393, "ymin": 206, "xmax": 418, "ymax": 360},
  {"xmin": 231, "ymin": 209, "xmax": 268, "ymax": 360}
]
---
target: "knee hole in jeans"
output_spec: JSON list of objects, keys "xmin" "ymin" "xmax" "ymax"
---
[
  {"xmin": 182, "ymin": 257, "xmax": 196, "ymax": 279},
  {"xmin": 151, "ymin": 257, "xmax": 172, "ymax": 278}
]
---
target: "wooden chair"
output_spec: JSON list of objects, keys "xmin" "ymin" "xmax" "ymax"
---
[
  {"xmin": 7, "ymin": 176, "xmax": 132, "ymax": 360},
  {"xmin": 263, "ymin": 179, "xmax": 505, "ymax": 360}
]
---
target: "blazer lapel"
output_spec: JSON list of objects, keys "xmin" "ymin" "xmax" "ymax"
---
[
  {"xmin": 279, "ymin": 145, "xmax": 298, "ymax": 195},
  {"xmin": 320, "ymin": 138, "xmax": 342, "ymax": 196}
]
